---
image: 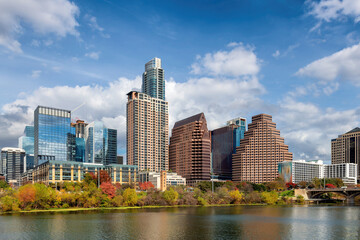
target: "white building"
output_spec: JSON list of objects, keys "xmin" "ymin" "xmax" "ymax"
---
[
  {"xmin": 139, "ymin": 171, "xmax": 186, "ymax": 190},
  {"xmin": 278, "ymin": 160, "xmax": 358, "ymax": 185}
]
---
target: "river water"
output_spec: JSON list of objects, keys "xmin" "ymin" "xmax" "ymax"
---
[{"xmin": 0, "ymin": 205, "xmax": 359, "ymax": 240}]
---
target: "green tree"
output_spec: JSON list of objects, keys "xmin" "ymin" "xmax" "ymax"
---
[
  {"xmin": 163, "ymin": 188, "xmax": 178, "ymax": 205},
  {"xmin": 0, "ymin": 180, "xmax": 9, "ymax": 189},
  {"xmin": 0, "ymin": 195, "xmax": 20, "ymax": 212},
  {"xmin": 122, "ymin": 188, "xmax": 138, "ymax": 206},
  {"xmin": 261, "ymin": 191, "xmax": 278, "ymax": 205}
]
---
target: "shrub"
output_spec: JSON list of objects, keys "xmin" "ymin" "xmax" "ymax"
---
[
  {"xmin": 111, "ymin": 195, "xmax": 123, "ymax": 207},
  {"xmin": 261, "ymin": 191, "xmax": 278, "ymax": 205},
  {"xmin": 0, "ymin": 195, "xmax": 20, "ymax": 212},
  {"xmin": 163, "ymin": 188, "xmax": 178, "ymax": 205},
  {"xmin": 100, "ymin": 182, "xmax": 116, "ymax": 199},
  {"xmin": 197, "ymin": 197, "xmax": 207, "ymax": 206},
  {"xmin": 123, "ymin": 188, "xmax": 138, "ymax": 206},
  {"xmin": 325, "ymin": 183, "xmax": 336, "ymax": 189},
  {"xmin": 280, "ymin": 190, "xmax": 294, "ymax": 197},
  {"xmin": 18, "ymin": 184, "xmax": 36, "ymax": 208},
  {"xmin": 296, "ymin": 195, "xmax": 305, "ymax": 204},
  {"xmin": 229, "ymin": 190, "xmax": 243, "ymax": 204}
]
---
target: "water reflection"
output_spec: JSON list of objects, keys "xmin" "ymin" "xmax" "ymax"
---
[{"xmin": 0, "ymin": 206, "xmax": 359, "ymax": 239}]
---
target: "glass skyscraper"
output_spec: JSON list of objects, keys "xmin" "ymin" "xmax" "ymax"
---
[
  {"xmin": 34, "ymin": 106, "xmax": 76, "ymax": 166},
  {"xmin": 142, "ymin": 57, "xmax": 165, "ymax": 100},
  {"xmin": 85, "ymin": 121, "xmax": 117, "ymax": 165},
  {"xmin": 18, "ymin": 125, "xmax": 35, "ymax": 170}
]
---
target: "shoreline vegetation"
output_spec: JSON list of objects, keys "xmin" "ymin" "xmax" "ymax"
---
[{"xmin": 0, "ymin": 172, "xmax": 356, "ymax": 214}]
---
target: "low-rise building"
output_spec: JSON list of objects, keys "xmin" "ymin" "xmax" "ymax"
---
[
  {"xmin": 22, "ymin": 160, "xmax": 138, "ymax": 185},
  {"xmin": 139, "ymin": 171, "xmax": 186, "ymax": 190},
  {"xmin": 278, "ymin": 160, "xmax": 357, "ymax": 185}
]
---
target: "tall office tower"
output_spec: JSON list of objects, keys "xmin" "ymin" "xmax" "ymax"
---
[
  {"xmin": 331, "ymin": 127, "xmax": 360, "ymax": 181},
  {"xmin": 71, "ymin": 120, "xmax": 88, "ymax": 138},
  {"xmin": 127, "ymin": 91, "xmax": 169, "ymax": 171},
  {"xmin": 1, "ymin": 147, "xmax": 25, "ymax": 186},
  {"xmin": 232, "ymin": 114, "xmax": 293, "ymax": 183},
  {"xmin": 34, "ymin": 106, "xmax": 76, "ymax": 166},
  {"xmin": 169, "ymin": 113, "xmax": 211, "ymax": 185},
  {"xmin": 18, "ymin": 126, "xmax": 35, "ymax": 170},
  {"xmin": 142, "ymin": 57, "xmax": 165, "ymax": 100},
  {"xmin": 85, "ymin": 121, "xmax": 117, "ymax": 165},
  {"xmin": 211, "ymin": 117, "xmax": 246, "ymax": 180}
]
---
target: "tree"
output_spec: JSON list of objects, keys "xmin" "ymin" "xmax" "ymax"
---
[
  {"xmin": 100, "ymin": 182, "xmax": 116, "ymax": 198},
  {"xmin": 298, "ymin": 181, "xmax": 307, "ymax": 189},
  {"xmin": 83, "ymin": 172, "xmax": 97, "ymax": 185},
  {"xmin": 98, "ymin": 170, "xmax": 112, "ymax": 184},
  {"xmin": 18, "ymin": 184, "xmax": 36, "ymax": 207},
  {"xmin": 163, "ymin": 188, "xmax": 178, "ymax": 205},
  {"xmin": 229, "ymin": 190, "xmax": 243, "ymax": 204},
  {"xmin": 0, "ymin": 180, "xmax": 9, "ymax": 189},
  {"xmin": 286, "ymin": 182, "xmax": 297, "ymax": 189},
  {"xmin": 139, "ymin": 181, "xmax": 155, "ymax": 191},
  {"xmin": 122, "ymin": 188, "xmax": 138, "ymax": 206},
  {"xmin": 261, "ymin": 191, "xmax": 278, "ymax": 205},
  {"xmin": 325, "ymin": 183, "xmax": 336, "ymax": 189}
]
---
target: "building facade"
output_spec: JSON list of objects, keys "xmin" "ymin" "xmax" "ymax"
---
[
  {"xmin": 232, "ymin": 114, "xmax": 293, "ymax": 183},
  {"xmin": 23, "ymin": 160, "xmax": 138, "ymax": 185},
  {"xmin": 126, "ymin": 91, "xmax": 169, "ymax": 172},
  {"xmin": 278, "ymin": 160, "xmax": 357, "ymax": 185},
  {"xmin": 211, "ymin": 117, "xmax": 246, "ymax": 180},
  {"xmin": 34, "ymin": 106, "xmax": 76, "ymax": 166},
  {"xmin": 71, "ymin": 120, "xmax": 88, "ymax": 138},
  {"xmin": 139, "ymin": 171, "xmax": 186, "ymax": 190},
  {"xmin": 18, "ymin": 126, "xmax": 35, "ymax": 170},
  {"xmin": 169, "ymin": 113, "xmax": 211, "ymax": 185},
  {"xmin": 142, "ymin": 57, "xmax": 165, "ymax": 100},
  {"xmin": 84, "ymin": 121, "xmax": 117, "ymax": 165},
  {"xmin": 331, "ymin": 127, "xmax": 360, "ymax": 181},
  {"xmin": 1, "ymin": 147, "xmax": 25, "ymax": 186}
]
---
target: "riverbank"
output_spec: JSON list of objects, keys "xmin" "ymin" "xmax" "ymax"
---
[{"xmin": 2, "ymin": 203, "xmax": 269, "ymax": 215}]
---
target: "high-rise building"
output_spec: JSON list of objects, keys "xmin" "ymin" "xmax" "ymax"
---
[
  {"xmin": 331, "ymin": 127, "xmax": 360, "ymax": 181},
  {"xmin": 126, "ymin": 91, "xmax": 169, "ymax": 171},
  {"xmin": 84, "ymin": 121, "xmax": 117, "ymax": 165},
  {"xmin": 211, "ymin": 117, "xmax": 246, "ymax": 180},
  {"xmin": 71, "ymin": 120, "xmax": 88, "ymax": 138},
  {"xmin": 34, "ymin": 106, "xmax": 76, "ymax": 166},
  {"xmin": 142, "ymin": 57, "xmax": 165, "ymax": 100},
  {"xmin": 1, "ymin": 147, "xmax": 25, "ymax": 186},
  {"xmin": 169, "ymin": 113, "xmax": 211, "ymax": 185},
  {"xmin": 232, "ymin": 114, "xmax": 293, "ymax": 183},
  {"xmin": 18, "ymin": 126, "xmax": 35, "ymax": 170}
]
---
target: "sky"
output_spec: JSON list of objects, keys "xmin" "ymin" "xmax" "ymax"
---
[{"xmin": 1, "ymin": 0, "xmax": 360, "ymax": 163}]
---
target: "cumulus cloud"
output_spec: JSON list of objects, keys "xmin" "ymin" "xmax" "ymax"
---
[
  {"xmin": 0, "ymin": 0, "xmax": 79, "ymax": 53},
  {"xmin": 85, "ymin": 51, "xmax": 100, "ymax": 60},
  {"xmin": 191, "ymin": 43, "xmax": 260, "ymax": 77},
  {"xmin": 0, "ymin": 77, "xmax": 142, "ymax": 150},
  {"xmin": 274, "ymin": 97, "xmax": 360, "ymax": 162},
  {"xmin": 308, "ymin": 0, "xmax": 360, "ymax": 23},
  {"xmin": 296, "ymin": 43, "xmax": 360, "ymax": 86}
]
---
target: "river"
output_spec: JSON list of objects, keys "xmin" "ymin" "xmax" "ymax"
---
[{"xmin": 0, "ymin": 205, "xmax": 359, "ymax": 239}]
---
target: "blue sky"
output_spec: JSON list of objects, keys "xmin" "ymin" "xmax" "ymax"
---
[{"xmin": 1, "ymin": 0, "xmax": 360, "ymax": 162}]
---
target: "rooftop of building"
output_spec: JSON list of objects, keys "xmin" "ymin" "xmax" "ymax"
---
[
  {"xmin": 173, "ymin": 113, "xmax": 204, "ymax": 129},
  {"xmin": 1, "ymin": 147, "xmax": 25, "ymax": 152},
  {"xmin": 346, "ymin": 127, "xmax": 360, "ymax": 134}
]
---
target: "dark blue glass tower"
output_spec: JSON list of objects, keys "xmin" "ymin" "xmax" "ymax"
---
[
  {"xmin": 34, "ymin": 106, "xmax": 76, "ymax": 166},
  {"xmin": 142, "ymin": 57, "xmax": 165, "ymax": 100},
  {"xmin": 18, "ymin": 125, "xmax": 35, "ymax": 170}
]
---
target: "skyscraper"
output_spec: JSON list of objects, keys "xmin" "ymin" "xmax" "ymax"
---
[
  {"xmin": 127, "ymin": 91, "xmax": 169, "ymax": 171},
  {"xmin": 232, "ymin": 114, "xmax": 293, "ymax": 183},
  {"xmin": 1, "ymin": 147, "xmax": 25, "ymax": 186},
  {"xmin": 211, "ymin": 117, "xmax": 246, "ymax": 180},
  {"xmin": 71, "ymin": 120, "xmax": 88, "ymax": 138},
  {"xmin": 331, "ymin": 127, "xmax": 360, "ymax": 181},
  {"xmin": 169, "ymin": 113, "xmax": 211, "ymax": 185},
  {"xmin": 34, "ymin": 106, "xmax": 76, "ymax": 166},
  {"xmin": 142, "ymin": 57, "xmax": 165, "ymax": 100},
  {"xmin": 84, "ymin": 121, "xmax": 117, "ymax": 165},
  {"xmin": 18, "ymin": 126, "xmax": 35, "ymax": 170}
]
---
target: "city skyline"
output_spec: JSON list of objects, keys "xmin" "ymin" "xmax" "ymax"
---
[{"xmin": 1, "ymin": 0, "xmax": 360, "ymax": 162}]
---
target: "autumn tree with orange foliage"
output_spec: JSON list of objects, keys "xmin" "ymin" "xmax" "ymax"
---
[
  {"xmin": 100, "ymin": 182, "xmax": 116, "ymax": 198},
  {"xmin": 18, "ymin": 184, "xmax": 36, "ymax": 208},
  {"xmin": 139, "ymin": 181, "xmax": 155, "ymax": 191}
]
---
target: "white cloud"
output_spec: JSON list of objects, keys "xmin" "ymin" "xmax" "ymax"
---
[
  {"xmin": 31, "ymin": 70, "xmax": 41, "ymax": 79},
  {"xmin": 272, "ymin": 50, "xmax": 280, "ymax": 58},
  {"xmin": 296, "ymin": 43, "xmax": 360, "ymax": 86},
  {"xmin": 308, "ymin": 0, "xmax": 360, "ymax": 22},
  {"xmin": 0, "ymin": 77, "xmax": 142, "ymax": 149},
  {"xmin": 191, "ymin": 43, "xmax": 260, "ymax": 77},
  {"xmin": 85, "ymin": 51, "xmax": 100, "ymax": 60},
  {"xmin": 85, "ymin": 14, "xmax": 110, "ymax": 38},
  {"xmin": 275, "ymin": 97, "xmax": 360, "ymax": 161},
  {"xmin": 0, "ymin": 0, "xmax": 79, "ymax": 53}
]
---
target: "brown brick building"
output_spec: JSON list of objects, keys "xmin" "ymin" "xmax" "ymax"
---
[
  {"xmin": 169, "ymin": 113, "xmax": 211, "ymax": 185},
  {"xmin": 232, "ymin": 114, "xmax": 292, "ymax": 183}
]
